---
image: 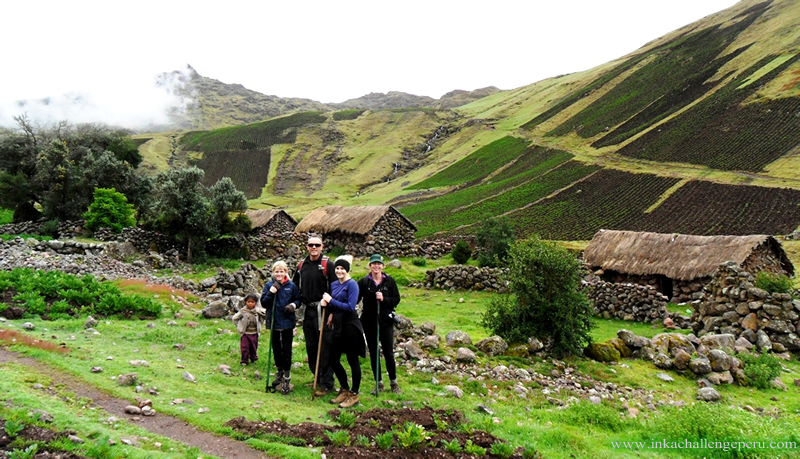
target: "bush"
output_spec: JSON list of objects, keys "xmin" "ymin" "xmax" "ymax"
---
[
  {"xmin": 481, "ymin": 238, "xmax": 594, "ymax": 357},
  {"xmin": 40, "ymin": 219, "xmax": 59, "ymax": 238},
  {"xmin": 452, "ymin": 240, "xmax": 471, "ymax": 264},
  {"xmin": 739, "ymin": 352, "xmax": 782, "ymax": 389},
  {"xmin": 476, "ymin": 218, "xmax": 514, "ymax": 268},
  {"xmin": 754, "ymin": 271, "xmax": 793, "ymax": 295},
  {"xmin": 83, "ymin": 187, "xmax": 136, "ymax": 233},
  {"xmin": 0, "ymin": 207, "xmax": 12, "ymax": 225},
  {"xmin": 411, "ymin": 257, "xmax": 427, "ymax": 267}
]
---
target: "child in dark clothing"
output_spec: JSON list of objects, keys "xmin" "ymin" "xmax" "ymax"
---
[
  {"xmin": 260, "ymin": 260, "xmax": 301, "ymax": 395},
  {"xmin": 232, "ymin": 293, "xmax": 265, "ymax": 365}
]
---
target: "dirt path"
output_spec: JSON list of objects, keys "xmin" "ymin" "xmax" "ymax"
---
[{"xmin": 0, "ymin": 347, "xmax": 270, "ymax": 459}]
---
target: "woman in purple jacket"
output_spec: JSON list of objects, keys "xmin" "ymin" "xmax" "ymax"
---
[{"xmin": 321, "ymin": 255, "xmax": 365, "ymax": 408}]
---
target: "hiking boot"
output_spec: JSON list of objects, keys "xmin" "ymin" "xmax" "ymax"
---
[
  {"xmin": 339, "ymin": 392, "xmax": 359, "ymax": 408},
  {"xmin": 271, "ymin": 370, "xmax": 284, "ymax": 389},
  {"xmin": 330, "ymin": 389, "xmax": 350, "ymax": 404},
  {"xmin": 390, "ymin": 382, "xmax": 402, "ymax": 394},
  {"xmin": 314, "ymin": 387, "xmax": 333, "ymax": 397},
  {"xmin": 280, "ymin": 376, "xmax": 292, "ymax": 395},
  {"xmin": 370, "ymin": 382, "xmax": 384, "ymax": 396}
]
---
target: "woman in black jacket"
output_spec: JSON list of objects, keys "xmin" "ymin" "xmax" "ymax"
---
[{"xmin": 357, "ymin": 254, "xmax": 402, "ymax": 394}]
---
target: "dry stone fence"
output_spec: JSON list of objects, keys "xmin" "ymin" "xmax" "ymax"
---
[
  {"xmin": 420, "ymin": 265, "xmax": 508, "ymax": 292},
  {"xmin": 585, "ymin": 280, "xmax": 669, "ymax": 324},
  {"xmin": 691, "ymin": 261, "xmax": 800, "ymax": 353}
]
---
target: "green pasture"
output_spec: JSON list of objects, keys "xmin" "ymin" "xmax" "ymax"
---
[{"xmin": 3, "ymin": 259, "xmax": 800, "ymax": 458}]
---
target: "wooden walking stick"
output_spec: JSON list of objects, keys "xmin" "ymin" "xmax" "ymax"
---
[{"xmin": 311, "ymin": 306, "xmax": 326, "ymax": 400}]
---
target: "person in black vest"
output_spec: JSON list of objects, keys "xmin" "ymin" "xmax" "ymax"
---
[
  {"xmin": 292, "ymin": 234, "xmax": 337, "ymax": 395},
  {"xmin": 358, "ymin": 253, "xmax": 402, "ymax": 394}
]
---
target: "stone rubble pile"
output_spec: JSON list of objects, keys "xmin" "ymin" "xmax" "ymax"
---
[
  {"xmin": 585, "ymin": 280, "xmax": 669, "ymax": 324},
  {"xmin": 419, "ymin": 265, "xmax": 508, "ymax": 292},
  {"xmin": 691, "ymin": 261, "xmax": 800, "ymax": 352}
]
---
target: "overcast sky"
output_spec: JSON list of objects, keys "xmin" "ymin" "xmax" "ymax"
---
[{"xmin": 0, "ymin": 0, "xmax": 740, "ymax": 128}]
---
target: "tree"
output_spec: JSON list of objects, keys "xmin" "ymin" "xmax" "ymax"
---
[
  {"xmin": 475, "ymin": 218, "xmax": 514, "ymax": 268},
  {"xmin": 147, "ymin": 167, "xmax": 248, "ymax": 263},
  {"xmin": 83, "ymin": 188, "xmax": 136, "ymax": 233},
  {"xmin": 451, "ymin": 240, "xmax": 472, "ymax": 264},
  {"xmin": 480, "ymin": 238, "xmax": 594, "ymax": 357},
  {"xmin": 209, "ymin": 177, "xmax": 249, "ymax": 234},
  {"xmin": 0, "ymin": 119, "xmax": 151, "ymax": 222}
]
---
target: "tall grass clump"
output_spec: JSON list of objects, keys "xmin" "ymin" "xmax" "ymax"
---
[{"xmin": 754, "ymin": 271, "xmax": 793, "ymax": 295}]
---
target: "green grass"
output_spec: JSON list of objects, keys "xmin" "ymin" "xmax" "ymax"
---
[
  {"xmin": 408, "ymin": 136, "xmax": 530, "ymax": 190},
  {"xmin": 0, "ymin": 207, "xmax": 12, "ymax": 225},
  {"xmin": 0, "ymin": 363, "xmax": 215, "ymax": 458},
  {"xmin": 3, "ymin": 264, "xmax": 800, "ymax": 459}
]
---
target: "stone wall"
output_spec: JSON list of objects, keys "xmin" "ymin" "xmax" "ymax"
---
[
  {"xmin": 0, "ymin": 220, "xmax": 85, "ymax": 239},
  {"xmin": 691, "ymin": 261, "xmax": 800, "ymax": 352},
  {"xmin": 420, "ymin": 265, "xmax": 508, "ymax": 292},
  {"xmin": 586, "ymin": 280, "xmax": 669, "ymax": 324}
]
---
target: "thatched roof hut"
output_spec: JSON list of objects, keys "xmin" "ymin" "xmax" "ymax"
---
[
  {"xmin": 583, "ymin": 230, "xmax": 794, "ymax": 280},
  {"xmin": 295, "ymin": 206, "xmax": 417, "ymax": 257},
  {"xmin": 295, "ymin": 206, "xmax": 416, "ymax": 235},
  {"xmin": 244, "ymin": 209, "xmax": 296, "ymax": 232}
]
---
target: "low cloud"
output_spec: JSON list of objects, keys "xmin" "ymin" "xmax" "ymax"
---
[{"xmin": 0, "ymin": 65, "xmax": 195, "ymax": 131}]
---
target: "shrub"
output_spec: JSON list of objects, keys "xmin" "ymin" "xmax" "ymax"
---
[
  {"xmin": 374, "ymin": 431, "xmax": 394, "ymax": 450},
  {"xmin": 754, "ymin": 271, "xmax": 793, "ymax": 295},
  {"xmin": 411, "ymin": 257, "xmax": 427, "ymax": 267},
  {"xmin": 442, "ymin": 438, "xmax": 462, "ymax": 453},
  {"xmin": 476, "ymin": 218, "xmax": 514, "ymax": 268},
  {"xmin": 481, "ymin": 238, "xmax": 594, "ymax": 357},
  {"xmin": 40, "ymin": 219, "xmax": 59, "ymax": 238},
  {"xmin": 739, "ymin": 352, "xmax": 782, "ymax": 389},
  {"xmin": 324, "ymin": 430, "xmax": 351, "ymax": 447},
  {"xmin": 451, "ymin": 240, "xmax": 471, "ymax": 264},
  {"xmin": 335, "ymin": 410, "xmax": 356, "ymax": 428},
  {"xmin": 491, "ymin": 441, "xmax": 515, "ymax": 459},
  {"xmin": 394, "ymin": 422, "xmax": 428, "ymax": 450},
  {"xmin": 83, "ymin": 187, "xmax": 136, "ymax": 233},
  {"xmin": 0, "ymin": 207, "xmax": 12, "ymax": 225}
]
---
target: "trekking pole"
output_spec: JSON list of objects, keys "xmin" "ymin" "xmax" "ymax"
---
[
  {"xmin": 264, "ymin": 291, "xmax": 278, "ymax": 393},
  {"xmin": 375, "ymin": 300, "xmax": 381, "ymax": 398},
  {"xmin": 311, "ymin": 307, "xmax": 326, "ymax": 401}
]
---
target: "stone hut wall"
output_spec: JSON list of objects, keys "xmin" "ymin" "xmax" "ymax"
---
[
  {"xmin": 692, "ymin": 261, "xmax": 800, "ymax": 352},
  {"xmin": 421, "ymin": 265, "xmax": 508, "ymax": 292},
  {"xmin": 586, "ymin": 280, "xmax": 669, "ymax": 324},
  {"xmin": 672, "ymin": 278, "xmax": 710, "ymax": 303},
  {"xmin": 741, "ymin": 242, "xmax": 790, "ymax": 276},
  {"xmin": 321, "ymin": 212, "xmax": 416, "ymax": 258},
  {"xmin": 251, "ymin": 213, "xmax": 296, "ymax": 234}
]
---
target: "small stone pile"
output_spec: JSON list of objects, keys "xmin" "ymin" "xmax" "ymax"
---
[
  {"xmin": 419, "ymin": 265, "xmax": 508, "ymax": 292},
  {"xmin": 691, "ymin": 261, "xmax": 800, "ymax": 352},
  {"xmin": 585, "ymin": 280, "xmax": 669, "ymax": 324}
]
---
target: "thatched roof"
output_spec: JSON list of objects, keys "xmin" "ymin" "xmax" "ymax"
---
[
  {"xmin": 245, "ymin": 209, "xmax": 296, "ymax": 229},
  {"xmin": 295, "ymin": 205, "xmax": 416, "ymax": 235},
  {"xmin": 583, "ymin": 230, "xmax": 794, "ymax": 280}
]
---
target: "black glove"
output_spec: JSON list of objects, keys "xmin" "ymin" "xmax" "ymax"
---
[{"xmin": 284, "ymin": 303, "xmax": 295, "ymax": 315}]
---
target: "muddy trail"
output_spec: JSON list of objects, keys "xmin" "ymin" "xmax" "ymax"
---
[{"xmin": 0, "ymin": 347, "xmax": 269, "ymax": 459}]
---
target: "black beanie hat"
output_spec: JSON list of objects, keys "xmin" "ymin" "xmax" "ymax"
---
[{"xmin": 334, "ymin": 258, "xmax": 351, "ymax": 273}]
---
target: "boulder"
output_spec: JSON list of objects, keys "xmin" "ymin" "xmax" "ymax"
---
[
  {"xmin": 707, "ymin": 371, "xmax": 734, "ymax": 385},
  {"xmin": 672, "ymin": 349, "xmax": 692, "ymax": 371},
  {"xmin": 584, "ymin": 343, "xmax": 621, "ymax": 362},
  {"xmin": 527, "ymin": 337, "xmax": 544, "ymax": 353},
  {"xmin": 117, "ymin": 373, "xmax": 138, "ymax": 386},
  {"xmin": 699, "ymin": 334, "xmax": 736, "ymax": 353},
  {"xmin": 445, "ymin": 330, "xmax": 473, "ymax": 347},
  {"xmin": 201, "ymin": 300, "xmax": 229, "ymax": 319},
  {"xmin": 688, "ymin": 358, "xmax": 712, "ymax": 375},
  {"xmin": 652, "ymin": 333, "xmax": 694, "ymax": 355},
  {"xmin": 707, "ymin": 349, "xmax": 731, "ymax": 372},
  {"xmin": 476, "ymin": 336, "xmax": 508, "ymax": 356},
  {"xmin": 653, "ymin": 353, "xmax": 673, "ymax": 369},
  {"xmin": 455, "ymin": 347, "xmax": 476, "ymax": 363},
  {"xmin": 420, "ymin": 335, "xmax": 440, "ymax": 349},
  {"xmin": 697, "ymin": 387, "xmax": 721, "ymax": 402},
  {"xmin": 617, "ymin": 329, "xmax": 651, "ymax": 349},
  {"xmin": 608, "ymin": 337, "xmax": 632, "ymax": 358},
  {"xmin": 404, "ymin": 340, "xmax": 425, "ymax": 360}
]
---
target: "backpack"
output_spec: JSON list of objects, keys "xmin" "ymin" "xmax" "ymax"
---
[{"xmin": 297, "ymin": 256, "xmax": 329, "ymax": 277}]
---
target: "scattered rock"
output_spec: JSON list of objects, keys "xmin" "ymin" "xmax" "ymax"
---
[
  {"xmin": 117, "ymin": 373, "xmax": 138, "ymax": 386},
  {"xmin": 22, "ymin": 322, "xmax": 35, "ymax": 330},
  {"xmin": 475, "ymin": 336, "xmax": 508, "ymax": 356},
  {"xmin": 183, "ymin": 371, "xmax": 196, "ymax": 383},
  {"xmin": 656, "ymin": 373, "xmax": 674, "ymax": 382},
  {"xmin": 455, "ymin": 347, "xmax": 476, "ymax": 363},
  {"xmin": 90, "ymin": 366, "xmax": 103, "ymax": 373},
  {"xmin": 68, "ymin": 435, "xmax": 85, "ymax": 444},
  {"xmin": 124, "ymin": 406, "xmax": 142, "ymax": 415},
  {"xmin": 445, "ymin": 330, "xmax": 472, "ymax": 347},
  {"xmin": 444, "ymin": 385, "xmax": 463, "ymax": 398},
  {"xmin": 697, "ymin": 387, "xmax": 721, "ymax": 402}
]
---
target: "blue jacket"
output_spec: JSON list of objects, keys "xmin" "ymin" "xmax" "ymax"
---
[{"xmin": 260, "ymin": 277, "xmax": 301, "ymax": 330}]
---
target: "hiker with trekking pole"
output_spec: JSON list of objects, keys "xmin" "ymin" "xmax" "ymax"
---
[
  {"xmin": 293, "ymin": 234, "xmax": 337, "ymax": 398},
  {"xmin": 322, "ymin": 255, "xmax": 365, "ymax": 408},
  {"xmin": 357, "ymin": 254, "xmax": 402, "ymax": 395},
  {"xmin": 260, "ymin": 261, "xmax": 300, "ymax": 394}
]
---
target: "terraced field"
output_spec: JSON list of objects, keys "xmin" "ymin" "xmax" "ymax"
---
[
  {"xmin": 634, "ymin": 180, "xmax": 800, "ymax": 235},
  {"xmin": 503, "ymin": 169, "xmax": 682, "ymax": 240}
]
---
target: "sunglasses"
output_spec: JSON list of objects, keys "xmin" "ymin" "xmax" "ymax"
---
[{"xmin": 307, "ymin": 243, "xmax": 322, "ymax": 248}]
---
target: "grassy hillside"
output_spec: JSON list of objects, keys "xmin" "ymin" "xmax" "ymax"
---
[{"xmin": 137, "ymin": 0, "xmax": 800, "ymax": 240}]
